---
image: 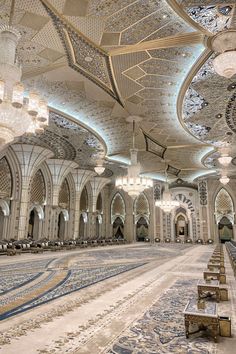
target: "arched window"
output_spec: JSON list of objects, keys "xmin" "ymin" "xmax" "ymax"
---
[{"xmin": 30, "ymin": 169, "xmax": 46, "ymax": 205}]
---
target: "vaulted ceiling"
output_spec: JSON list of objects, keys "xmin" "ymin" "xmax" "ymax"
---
[{"xmin": 1, "ymin": 0, "xmax": 235, "ymax": 181}]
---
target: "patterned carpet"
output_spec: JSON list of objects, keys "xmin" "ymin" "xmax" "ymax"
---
[
  {"xmin": 107, "ymin": 279, "xmax": 216, "ymax": 354},
  {"xmin": 0, "ymin": 262, "xmax": 145, "ymax": 320}
]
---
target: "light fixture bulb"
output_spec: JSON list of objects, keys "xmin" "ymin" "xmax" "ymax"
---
[
  {"xmin": 218, "ymin": 155, "xmax": 232, "ymax": 166},
  {"xmin": 219, "ymin": 175, "xmax": 230, "ymax": 185},
  {"xmin": 213, "ymin": 51, "xmax": 236, "ymax": 78},
  {"xmin": 94, "ymin": 166, "xmax": 105, "ymax": 175}
]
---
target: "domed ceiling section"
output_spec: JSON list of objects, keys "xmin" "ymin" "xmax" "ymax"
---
[
  {"xmin": 177, "ymin": 1, "xmax": 236, "ymax": 179},
  {"xmin": 1, "ymin": 0, "xmax": 229, "ymax": 181}
]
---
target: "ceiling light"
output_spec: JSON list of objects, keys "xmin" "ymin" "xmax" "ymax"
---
[
  {"xmin": 219, "ymin": 175, "xmax": 230, "ymax": 185},
  {"xmin": 115, "ymin": 117, "xmax": 153, "ymax": 199},
  {"xmin": 213, "ymin": 51, "xmax": 236, "ymax": 78},
  {"xmin": 94, "ymin": 165, "xmax": 105, "ymax": 175},
  {"xmin": 218, "ymin": 155, "xmax": 232, "ymax": 166},
  {"xmin": 155, "ymin": 168, "xmax": 180, "ymax": 213},
  {"xmin": 0, "ymin": 3, "xmax": 48, "ymax": 147},
  {"xmin": 211, "ymin": 30, "xmax": 236, "ymax": 78}
]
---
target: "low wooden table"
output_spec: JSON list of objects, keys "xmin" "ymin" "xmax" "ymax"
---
[
  {"xmin": 183, "ymin": 299, "xmax": 219, "ymax": 342},
  {"xmin": 198, "ymin": 279, "xmax": 220, "ymax": 302},
  {"xmin": 210, "ymin": 258, "xmax": 224, "ymax": 266},
  {"xmin": 208, "ymin": 263, "xmax": 225, "ymax": 274},
  {"xmin": 203, "ymin": 270, "xmax": 226, "ymax": 284}
]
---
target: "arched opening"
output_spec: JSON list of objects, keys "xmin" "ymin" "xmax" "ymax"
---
[
  {"xmin": 0, "ymin": 207, "xmax": 4, "ymax": 240},
  {"xmin": 58, "ymin": 211, "xmax": 66, "ymax": 239},
  {"xmin": 136, "ymin": 217, "xmax": 148, "ymax": 242},
  {"xmin": 79, "ymin": 214, "xmax": 85, "ymax": 238},
  {"xmin": 215, "ymin": 188, "xmax": 234, "ymax": 242},
  {"xmin": 175, "ymin": 210, "xmax": 188, "ymax": 241},
  {"xmin": 28, "ymin": 209, "xmax": 40, "ymax": 240},
  {"xmin": 112, "ymin": 216, "xmax": 124, "ymax": 239},
  {"xmin": 218, "ymin": 216, "xmax": 233, "ymax": 243}
]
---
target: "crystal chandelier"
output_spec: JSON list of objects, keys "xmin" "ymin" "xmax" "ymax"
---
[
  {"xmin": 155, "ymin": 182, "xmax": 180, "ymax": 213},
  {"xmin": 0, "ymin": 1, "xmax": 48, "ymax": 147},
  {"xmin": 219, "ymin": 175, "xmax": 230, "ymax": 185},
  {"xmin": 218, "ymin": 154, "xmax": 232, "ymax": 166},
  {"xmin": 212, "ymin": 30, "xmax": 236, "ymax": 78},
  {"xmin": 115, "ymin": 117, "xmax": 153, "ymax": 199}
]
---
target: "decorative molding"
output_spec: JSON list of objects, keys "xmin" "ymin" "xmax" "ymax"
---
[
  {"xmin": 170, "ymin": 178, "xmax": 198, "ymax": 190},
  {"xmin": 167, "ymin": 164, "xmax": 181, "ymax": 176},
  {"xmin": 198, "ymin": 180, "xmax": 208, "ymax": 206},
  {"xmin": 40, "ymin": 0, "xmax": 123, "ymax": 105}
]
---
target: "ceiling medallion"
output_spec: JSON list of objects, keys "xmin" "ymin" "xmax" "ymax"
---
[
  {"xmin": 115, "ymin": 117, "xmax": 153, "ymax": 199},
  {"xmin": 211, "ymin": 30, "xmax": 236, "ymax": 78}
]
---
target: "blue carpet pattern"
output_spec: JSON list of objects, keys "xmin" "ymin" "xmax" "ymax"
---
[
  {"xmin": 0, "ymin": 262, "xmax": 145, "ymax": 320},
  {"xmin": 107, "ymin": 279, "xmax": 215, "ymax": 354}
]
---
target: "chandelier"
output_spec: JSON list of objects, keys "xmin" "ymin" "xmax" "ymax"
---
[
  {"xmin": 219, "ymin": 175, "xmax": 230, "ymax": 185},
  {"xmin": 212, "ymin": 30, "xmax": 236, "ymax": 78},
  {"xmin": 115, "ymin": 117, "xmax": 153, "ymax": 199},
  {"xmin": 0, "ymin": 1, "xmax": 48, "ymax": 147},
  {"xmin": 155, "ymin": 182, "xmax": 180, "ymax": 213},
  {"xmin": 155, "ymin": 167, "xmax": 180, "ymax": 213},
  {"xmin": 218, "ymin": 154, "xmax": 232, "ymax": 167}
]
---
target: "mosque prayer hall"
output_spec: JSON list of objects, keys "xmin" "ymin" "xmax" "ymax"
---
[{"xmin": 0, "ymin": 1, "xmax": 236, "ymax": 353}]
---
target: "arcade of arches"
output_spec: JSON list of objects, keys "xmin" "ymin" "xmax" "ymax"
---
[
  {"xmin": 1, "ymin": 1, "xmax": 236, "ymax": 354},
  {"xmin": 0, "ymin": 151, "xmax": 235, "ymax": 243}
]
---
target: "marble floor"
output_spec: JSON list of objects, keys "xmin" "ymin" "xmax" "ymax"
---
[{"xmin": 0, "ymin": 243, "xmax": 235, "ymax": 354}]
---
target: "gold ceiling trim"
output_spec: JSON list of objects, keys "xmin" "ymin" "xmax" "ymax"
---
[
  {"xmin": 166, "ymin": 0, "xmax": 212, "ymax": 36},
  {"xmin": 177, "ymin": 48, "xmax": 213, "ymax": 143},
  {"xmin": 108, "ymin": 32, "xmax": 204, "ymax": 57}
]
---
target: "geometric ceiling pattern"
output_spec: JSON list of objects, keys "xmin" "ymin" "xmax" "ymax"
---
[{"xmin": 1, "ymin": 0, "xmax": 236, "ymax": 182}]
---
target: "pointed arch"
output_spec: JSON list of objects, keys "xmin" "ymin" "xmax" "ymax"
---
[
  {"xmin": 134, "ymin": 192, "xmax": 150, "ymax": 224},
  {"xmin": 111, "ymin": 192, "xmax": 126, "ymax": 224},
  {"xmin": 174, "ymin": 193, "xmax": 194, "ymax": 213},
  {"xmin": 29, "ymin": 169, "xmax": 46, "ymax": 205},
  {"xmin": 215, "ymin": 188, "xmax": 234, "ymax": 224}
]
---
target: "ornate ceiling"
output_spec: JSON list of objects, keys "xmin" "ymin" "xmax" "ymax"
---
[{"xmin": 1, "ymin": 0, "xmax": 236, "ymax": 182}]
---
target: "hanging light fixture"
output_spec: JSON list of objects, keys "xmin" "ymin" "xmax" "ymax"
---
[
  {"xmin": 218, "ymin": 154, "xmax": 232, "ymax": 166},
  {"xmin": 94, "ymin": 159, "xmax": 105, "ymax": 175},
  {"xmin": 155, "ymin": 168, "xmax": 180, "ymax": 213},
  {"xmin": 94, "ymin": 165, "xmax": 105, "ymax": 175},
  {"xmin": 0, "ymin": 0, "xmax": 49, "ymax": 147},
  {"xmin": 212, "ymin": 29, "xmax": 236, "ymax": 78},
  {"xmin": 115, "ymin": 117, "xmax": 153, "ymax": 199},
  {"xmin": 219, "ymin": 175, "xmax": 230, "ymax": 185}
]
